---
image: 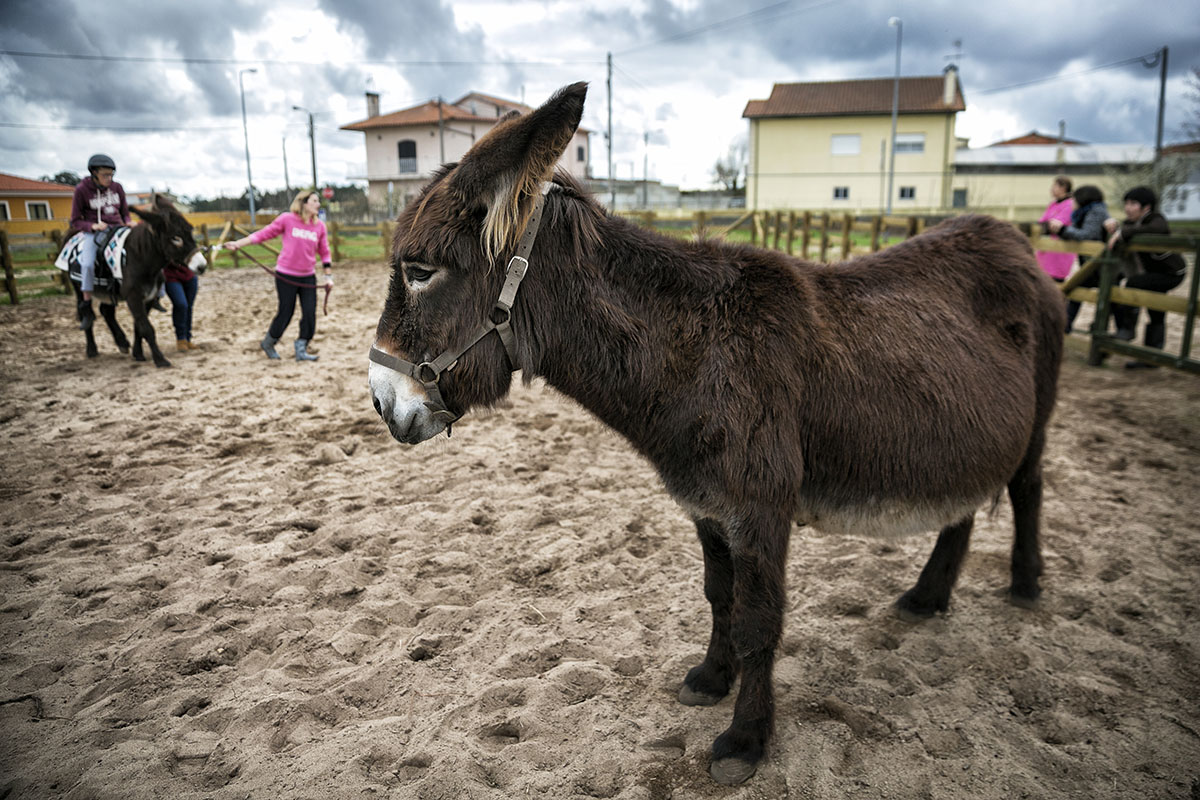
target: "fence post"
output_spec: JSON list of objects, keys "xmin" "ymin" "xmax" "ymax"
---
[
  {"xmin": 696, "ymin": 211, "xmax": 708, "ymax": 240},
  {"xmin": 1, "ymin": 230, "xmax": 16, "ymax": 304},
  {"xmin": 841, "ymin": 213, "xmax": 853, "ymax": 260},
  {"xmin": 785, "ymin": 211, "xmax": 796, "ymax": 255},
  {"xmin": 800, "ymin": 211, "xmax": 812, "ymax": 259},
  {"xmin": 870, "ymin": 215, "xmax": 883, "ymax": 252},
  {"xmin": 379, "ymin": 221, "xmax": 392, "ymax": 258},
  {"xmin": 330, "ymin": 221, "xmax": 342, "ymax": 263},
  {"xmin": 199, "ymin": 224, "xmax": 213, "ymax": 273},
  {"xmin": 906, "ymin": 217, "xmax": 919, "ymax": 239},
  {"xmin": 818, "ymin": 213, "xmax": 831, "ymax": 262}
]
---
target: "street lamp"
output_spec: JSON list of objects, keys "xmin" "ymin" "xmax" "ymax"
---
[
  {"xmin": 238, "ymin": 68, "xmax": 258, "ymax": 225},
  {"xmin": 885, "ymin": 17, "xmax": 902, "ymax": 215},
  {"xmin": 293, "ymin": 105, "xmax": 317, "ymax": 192}
]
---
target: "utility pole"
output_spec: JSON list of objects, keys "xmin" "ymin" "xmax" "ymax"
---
[
  {"xmin": 642, "ymin": 130, "xmax": 649, "ymax": 208},
  {"xmin": 607, "ymin": 52, "xmax": 614, "ymax": 209},
  {"xmin": 282, "ymin": 134, "xmax": 291, "ymax": 194},
  {"xmin": 886, "ymin": 17, "xmax": 902, "ymax": 215},
  {"xmin": 1154, "ymin": 45, "xmax": 1168, "ymax": 163},
  {"xmin": 293, "ymin": 105, "xmax": 317, "ymax": 190},
  {"xmin": 238, "ymin": 68, "xmax": 258, "ymax": 224},
  {"xmin": 438, "ymin": 97, "xmax": 445, "ymax": 165}
]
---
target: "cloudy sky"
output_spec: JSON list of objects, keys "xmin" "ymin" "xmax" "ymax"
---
[{"xmin": 2, "ymin": 0, "xmax": 1198, "ymax": 200}]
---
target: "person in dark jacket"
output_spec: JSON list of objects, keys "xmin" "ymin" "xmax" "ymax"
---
[
  {"xmin": 1047, "ymin": 185, "xmax": 1110, "ymax": 334},
  {"xmin": 1104, "ymin": 186, "xmax": 1188, "ymax": 368},
  {"xmin": 69, "ymin": 154, "xmax": 130, "ymax": 328}
]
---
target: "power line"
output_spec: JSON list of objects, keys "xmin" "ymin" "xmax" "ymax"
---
[
  {"xmin": 0, "ymin": 121, "xmax": 241, "ymax": 131},
  {"xmin": 974, "ymin": 51, "xmax": 1160, "ymax": 94},
  {"xmin": 616, "ymin": 0, "xmax": 845, "ymax": 56},
  {"xmin": 0, "ymin": 48, "xmax": 603, "ymax": 68}
]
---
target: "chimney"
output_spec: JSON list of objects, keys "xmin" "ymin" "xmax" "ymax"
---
[
  {"xmin": 943, "ymin": 64, "xmax": 957, "ymax": 106},
  {"xmin": 1056, "ymin": 119, "xmax": 1066, "ymax": 164},
  {"xmin": 366, "ymin": 92, "xmax": 380, "ymax": 118}
]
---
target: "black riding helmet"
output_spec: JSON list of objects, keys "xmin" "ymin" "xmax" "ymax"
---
[{"xmin": 87, "ymin": 153, "xmax": 116, "ymax": 172}]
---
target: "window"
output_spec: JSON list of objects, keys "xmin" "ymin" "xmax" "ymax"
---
[
  {"xmin": 397, "ymin": 140, "xmax": 417, "ymax": 174},
  {"xmin": 576, "ymin": 145, "xmax": 585, "ymax": 162},
  {"xmin": 26, "ymin": 201, "xmax": 51, "ymax": 220},
  {"xmin": 830, "ymin": 134, "xmax": 861, "ymax": 156},
  {"xmin": 833, "ymin": 186, "xmax": 849, "ymax": 200},
  {"xmin": 952, "ymin": 188, "xmax": 967, "ymax": 208},
  {"xmin": 894, "ymin": 133, "xmax": 925, "ymax": 153},
  {"xmin": 0, "ymin": 201, "xmax": 9, "ymax": 221},
  {"xmin": 899, "ymin": 187, "xmax": 916, "ymax": 200}
]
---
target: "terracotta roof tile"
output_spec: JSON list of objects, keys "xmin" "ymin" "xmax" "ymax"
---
[
  {"xmin": 341, "ymin": 100, "xmax": 496, "ymax": 131},
  {"xmin": 743, "ymin": 76, "xmax": 964, "ymax": 118},
  {"xmin": 989, "ymin": 131, "xmax": 1086, "ymax": 146},
  {"xmin": 0, "ymin": 172, "xmax": 77, "ymax": 193}
]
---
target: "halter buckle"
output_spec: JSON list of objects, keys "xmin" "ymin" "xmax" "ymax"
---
[{"xmin": 506, "ymin": 255, "xmax": 529, "ymax": 279}]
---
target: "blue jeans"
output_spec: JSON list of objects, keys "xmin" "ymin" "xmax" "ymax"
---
[
  {"xmin": 78, "ymin": 231, "xmax": 102, "ymax": 292},
  {"xmin": 165, "ymin": 275, "xmax": 199, "ymax": 341}
]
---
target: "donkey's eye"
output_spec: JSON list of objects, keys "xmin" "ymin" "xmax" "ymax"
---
[
  {"xmin": 171, "ymin": 236, "xmax": 183, "ymax": 247},
  {"xmin": 405, "ymin": 265, "xmax": 435, "ymax": 285}
]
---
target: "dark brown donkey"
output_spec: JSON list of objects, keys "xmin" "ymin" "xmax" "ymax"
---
[
  {"xmin": 368, "ymin": 83, "xmax": 1064, "ymax": 785},
  {"xmin": 67, "ymin": 194, "xmax": 198, "ymax": 367}
]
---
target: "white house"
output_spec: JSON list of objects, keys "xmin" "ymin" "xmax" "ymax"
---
[{"xmin": 342, "ymin": 90, "xmax": 591, "ymax": 214}]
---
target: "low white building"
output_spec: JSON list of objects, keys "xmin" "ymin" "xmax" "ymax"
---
[
  {"xmin": 342, "ymin": 90, "xmax": 591, "ymax": 215},
  {"xmin": 951, "ymin": 142, "xmax": 1155, "ymax": 219}
]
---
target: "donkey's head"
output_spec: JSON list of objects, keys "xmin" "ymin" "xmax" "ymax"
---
[
  {"xmin": 132, "ymin": 194, "xmax": 197, "ymax": 262},
  {"xmin": 369, "ymin": 82, "xmax": 586, "ymax": 444}
]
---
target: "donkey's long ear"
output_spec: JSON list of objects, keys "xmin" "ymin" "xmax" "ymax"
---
[
  {"xmin": 131, "ymin": 204, "xmax": 164, "ymax": 228},
  {"xmin": 447, "ymin": 82, "xmax": 586, "ymax": 260}
]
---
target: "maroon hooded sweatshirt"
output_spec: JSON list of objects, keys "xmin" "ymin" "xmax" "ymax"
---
[{"xmin": 69, "ymin": 176, "xmax": 130, "ymax": 234}]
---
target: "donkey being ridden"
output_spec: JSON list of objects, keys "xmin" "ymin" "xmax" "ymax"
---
[
  {"xmin": 367, "ymin": 83, "xmax": 1065, "ymax": 785},
  {"xmin": 62, "ymin": 194, "xmax": 198, "ymax": 367}
]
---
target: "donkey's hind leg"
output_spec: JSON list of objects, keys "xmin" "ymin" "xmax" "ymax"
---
[
  {"xmin": 1007, "ymin": 426, "xmax": 1047, "ymax": 607},
  {"xmin": 679, "ymin": 518, "xmax": 739, "ymax": 707},
  {"xmin": 896, "ymin": 515, "xmax": 974, "ymax": 621},
  {"xmin": 99, "ymin": 303, "xmax": 129, "ymax": 353}
]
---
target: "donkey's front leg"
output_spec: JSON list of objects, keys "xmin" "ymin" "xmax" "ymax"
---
[
  {"xmin": 708, "ymin": 509, "xmax": 789, "ymax": 785},
  {"xmin": 127, "ymin": 298, "xmax": 170, "ymax": 367},
  {"xmin": 680, "ymin": 517, "xmax": 739, "ymax": 706}
]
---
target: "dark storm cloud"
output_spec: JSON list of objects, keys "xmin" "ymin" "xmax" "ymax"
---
[
  {"xmin": 315, "ymin": 0, "xmax": 486, "ymax": 100},
  {"xmin": 0, "ymin": 0, "xmax": 269, "ymax": 123}
]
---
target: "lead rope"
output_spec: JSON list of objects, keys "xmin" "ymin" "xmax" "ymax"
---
[{"xmin": 368, "ymin": 182, "xmax": 554, "ymax": 436}]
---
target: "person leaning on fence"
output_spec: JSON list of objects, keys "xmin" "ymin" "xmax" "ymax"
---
[
  {"xmin": 1104, "ymin": 186, "xmax": 1187, "ymax": 370},
  {"xmin": 70, "ymin": 154, "xmax": 130, "ymax": 329},
  {"xmin": 224, "ymin": 190, "xmax": 332, "ymax": 362},
  {"xmin": 1036, "ymin": 175, "xmax": 1075, "ymax": 281},
  {"xmin": 1046, "ymin": 184, "xmax": 1111, "ymax": 335}
]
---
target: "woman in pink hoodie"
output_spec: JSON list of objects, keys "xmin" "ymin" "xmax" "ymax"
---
[
  {"xmin": 226, "ymin": 190, "xmax": 332, "ymax": 361},
  {"xmin": 1036, "ymin": 175, "xmax": 1075, "ymax": 282}
]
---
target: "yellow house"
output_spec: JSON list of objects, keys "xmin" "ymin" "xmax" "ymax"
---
[
  {"xmin": 0, "ymin": 173, "xmax": 75, "ymax": 231},
  {"xmin": 743, "ymin": 68, "xmax": 964, "ymax": 212}
]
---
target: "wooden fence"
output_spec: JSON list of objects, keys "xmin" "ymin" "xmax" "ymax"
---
[{"xmin": 5, "ymin": 215, "xmax": 1197, "ymax": 374}]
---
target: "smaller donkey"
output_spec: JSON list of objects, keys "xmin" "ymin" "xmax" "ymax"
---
[{"xmin": 60, "ymin": 194, "xmax": 198, "ymax": 367}]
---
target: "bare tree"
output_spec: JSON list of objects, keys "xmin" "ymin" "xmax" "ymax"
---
[
  {"xmin": 712, "ymin": 137, "xmax": 748, "ymax": 191},
  {"xmin": 1183, "ymin": 66, "xmax": 1200, "ymax": 141}
]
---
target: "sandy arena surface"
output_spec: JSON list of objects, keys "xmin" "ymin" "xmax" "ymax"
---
[{"xmin": 1, "ymin": 258, "xmax": 1198, "ymax": 799}]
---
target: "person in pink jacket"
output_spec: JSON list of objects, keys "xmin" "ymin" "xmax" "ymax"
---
[
  {"xmin": 225, "ymin": 190, "xmax": 332, "ymax": 361},
  {"xmin": 1037, "ymin": 176, "xmax": 1075, "ymax": 282}
]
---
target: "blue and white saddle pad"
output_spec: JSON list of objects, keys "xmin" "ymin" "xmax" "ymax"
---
[{"xmin": 54, "ymin": 227, "xmax": 132, "ymax": 285}]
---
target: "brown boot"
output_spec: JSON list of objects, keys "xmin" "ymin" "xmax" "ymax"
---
[{"xmin": 176, "ymin": 339, "xmax": 190, "ymax": 352}]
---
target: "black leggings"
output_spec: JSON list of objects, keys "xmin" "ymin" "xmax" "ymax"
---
[
  {"xmin": 268, "ymin": 274, "xmax": 316, "ymax": 341},
  {"xmin": 1114, "ymin": 271, "xmax": 1185, "ymax": 348}
]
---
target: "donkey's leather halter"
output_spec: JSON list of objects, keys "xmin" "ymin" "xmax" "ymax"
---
[{"xmin": 368, "ymin": 183, "xmax": 553, "ymax": 433}]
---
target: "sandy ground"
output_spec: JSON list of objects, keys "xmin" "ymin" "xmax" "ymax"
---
[{"xmin": 1, "ymin": 258, "xmax": 1198, "ymax": 800}]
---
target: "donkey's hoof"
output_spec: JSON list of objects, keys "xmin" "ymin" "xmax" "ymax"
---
[
  {"xmin": 154, "ymin": 358, "xmax": 172, "ymax": 369},
  {"xmin": 117, "ymin": 342, "xmax": 130, "ymax": 354},
  {"xmin": 86, "ymin": 346, "xmax": 99, "ymax": 359},
  {"xmin": 678, "ymin": 684, "xmax": 725, "ymax": 707},
  {"xmin": 710, "ymin": 757, "xmax": 758, "ymax": 785},
  {"xmin": 894, "ymin": 590, "xmax": 942, "ymax": 622},
  {"xmin": 1007, "ymin": 589, "xmax": 1040, "ymax": 610}
]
